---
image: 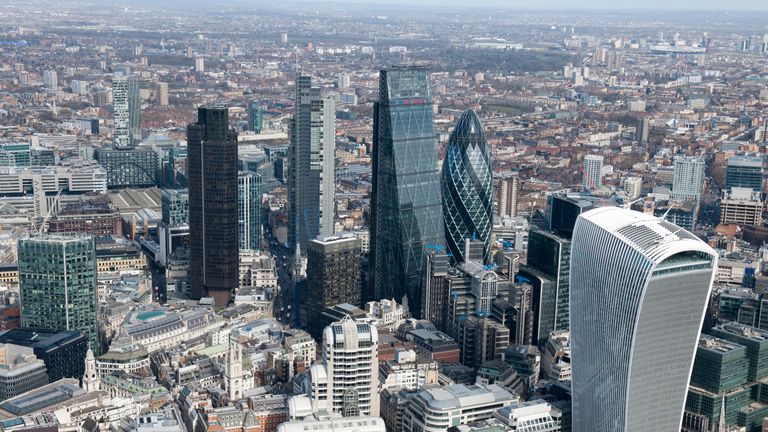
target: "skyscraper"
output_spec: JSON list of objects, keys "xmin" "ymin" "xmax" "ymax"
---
[
  {"xmin": 323, "ymin": 317, "xmax": 379, "ymax": 417},
  {"xmin": 570, "ymin": 207, "xmax": 717, "ymax": 432},
  {"xmin": 370, "ymin": 65, "xmax": 444, "ymax": 318},
  {"xmin": 671, "ymin": 156, "xmax": 706, "ymax": 201},
  {"xmin": 18, "ymin": 234, "xmax": 100, "ymax": 354},
  {"xmin": 582, "ymin": 154, "xmax": 603, "ymax": 191},
  {"xmin": 441, "ymin": 110, "xmax": 493, "ymax": 265},
  {"xmin": 238, "ymin": 171, "xmax": 261, "ymax": 251},
  {"xmin": 496, "ymin": 173, "xmax": 519, "ymax": 218},
  {"xmin": 305, "ymin": 234, "xmax": 361, "ymax": 331},
  {"xmin": 112, "ymin": 75, "xmax": 141, "ymax": 149},
  {"xmin": 248, "ymin": 100, "xmax": 264, "ymax": 133},
  {"xmin": 188, "ymin": 106, "xmax": 239, "ymax": 307},
  {"xmin": 287, "ymin": 75, "xmax": 335, "ymax": 252}
]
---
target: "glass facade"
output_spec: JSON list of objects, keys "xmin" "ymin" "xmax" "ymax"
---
[
  {"xmin": 96, "ymin": 147, "xmax": 158, "ymax": 188},
  {"xmin": 18, "ymin": 234, "xmax": 100, "ymax": 354},
  {"xmin": 726, "ymin": 155, "xmax": 764, "ymax": 191},
  {"xmin": 441, "ymin": 110, "xmax": 493, "ymax": 265},
  {"xmin": 371, "ymin": 66, "xmax": 444, "ymax": 319},
  {"xmin": 162, "ymin": 188, "xmax": 189, "ymax": 227},
  {"xmin": 238, "ymin": 171, "xmax": 262, "ymax": 251},
  {"xmin": 248, "ymin": 100, "xmax": 264, "ymax": 133},
  {"xmin": 0, "ymin": 142, "xmax": 31, "ymax": 167},
  {"xmin": 571, "ymin": 207, "xmax": 716, "ymax": 432},
  {"xmin": 526, "ymin": 230, "xmax": 571, "ymax": 332},
  {"xmin": 188, "ymin": 106, "xmax": 239, "ymax": 307}
]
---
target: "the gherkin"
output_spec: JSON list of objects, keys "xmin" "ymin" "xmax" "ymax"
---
[{"xmin": 441, "ymin": 110, "xmax": 493, "ymax": 264}]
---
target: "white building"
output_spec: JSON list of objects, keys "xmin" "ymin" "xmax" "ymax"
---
[
  {"xmin": 365, "ymin": 298, "xmax": 407, "ymax": 331},
  {"xmin": 294, "ymin": 317, "xmax": 379, "ymax": 417},
  {"xmin": 278, "ymin": 415, "xmax": 385, "ymax": 432},
  {"xmin": 403, "ymin": 384, "xmax": 517, "ymax": 432},
  {"xmin": 43, "ymin": 70, "xmax": 58, "ymax": 90},
  {"xmin": 624, "ymin": 177, "xmax": 642, "ymax": 200},
  {"xmin": 493, "ymin": 400, "xmax": 563, "ymax": 431},
  {"xmin": 225, "ymin": 331, "xmax": 243, "ymax": 400},
  {"xmin": 379, "ymin": 349, "xmax": 438, "ymax": 392},
  {"xmin": 582, "ymin": 155, "xmax": 603, "ymax": 191},
  {"xmin": 671, "ymin": 156, "xmax": 705, "ymax": 201},
  {"xmin": 570, "ymin": 207, "xmax": 717, "ymax": 432}
]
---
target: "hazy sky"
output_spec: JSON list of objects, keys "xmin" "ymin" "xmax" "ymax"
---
[{"xmin": 295, "ymin": 0, "xmax": 768, "ymax": 11}]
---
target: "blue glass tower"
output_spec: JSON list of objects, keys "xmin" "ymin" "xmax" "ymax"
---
[
  {"xmin": 441, "ymin": 110, "xmax": 493, "ymax": 264},
  {"xmin": 371, "ymin": 65, "xmax": 443, "ymax": 318}
]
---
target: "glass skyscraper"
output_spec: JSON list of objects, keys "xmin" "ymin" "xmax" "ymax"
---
[
  {"xmin": 238, "ymin": 171, "xmax": 262, "ymax": 251},
  {"xmin": 441, "ymin": 109, "xmax": 493, "ymax": 264},
  {"xmin": 570, "ymin": 207, "xmax": 717, "ymax": 432},
  {"xmin": 187, "ymin": 106, "xmax": 239, "ymax": 307},
  {"xmin": 18, "ymin": 234, "xmax": 100, "ymax": 354},
  {"xmin": 371, "ymin": 65, "xmax": 443, "ymax": 318}
]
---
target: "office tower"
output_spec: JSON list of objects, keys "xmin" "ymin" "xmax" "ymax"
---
[
  {"xmin": 370, "ymin": 66, "xmax": 443, "ymax": 318},
  {"xmin": 305, "ymin": 234, "xmax": 361, "ymax": 332},
  {"xmin": 521, "ymin": 229, "xmax": 571, "ymax": 345},
  {"xmin": 323, "ymin": 317, "xmax": 379, "ymax": 416},
  {"xmin": 18, "ymin": 234, "xmax": 100, "ymax": 354},
  {"xmin": 112, "ymin": 75, "xmax": 141, "ymax": 148},
  {"xmin": 43, "ymin": 70, "xmax": 58, "ymax": 90},
  {"xmin": 248, "ymin": 100, "xmax": 264, "ymax": 133},
  {"xmin": 95, "ymin": 147, "xmax": 158, "ymax": 188},
  {"xmin": 581, "ymin": 154, "xmax": 603, "ymax": 190},
  {"xmin": 570, "ymin": 207, "xmax": 717, "ymax": 432},
  {"xmin": 338, "ymin": 72, "xmax": 351, "ymax": 89},
  {"xmin": 726, "ymin": 155, "xmax": 764, "ymax": 191},
  {"xmin": 422, "ymin": 250, "xmax": 450, "ymax": 330},
  {"xmin": 638, "ymin": 117, "xmax": 651, "ymax": 143},
  {"xmin": 547, "ymin": 192, "xmax": 616, "ymax": 239},
  {"xmin": 496, "ymin": 173, "xmax": 520, "ymax": 218},
  {"xmin": 157, "ymin": 82, "xmax": 169, "ymax": 106},
  {"xmin": 441, "ymin": 110, "xmax": 493, "ymax": 265},
  {"xmin": 671, "ymin": 156, "xmax": 706, "ymax": 201},
  {"xmin": 287, "ymin": 75, "xmax": 336, "ymax": 252},
  {"xmin": 624, "ymin": 176, "xmax": 642, "ymax": 200},
  {"xmin": 188, "ymin": 106, "xmax": 239, "ymax": 307},
  {"xmin": 238, "ymin": 171, "xmax": 262, "ymax": 251},
  {"xmin": 195, "ymin": 56, "xmax": 205, "ymax": 72},
  {"xmin": 720, "ymin": 187, "xmax": 763, "ymax": 226},
  {"xmin": 158, "ymin": 188, "xmax": 189, "ymax": 268}
]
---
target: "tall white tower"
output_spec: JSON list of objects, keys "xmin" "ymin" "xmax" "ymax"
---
[
  {"xmin": 225, "ymin": 332, "xmax": 243, "ymax": 400},
  {"xmin": 582, "ymin": 154, "xmax": 604, "ymax": 191},
  {"xmin": 323, "ymin": 316, "xmax": 379, "ymax": 417},
  {"xmin": 570, "ymin": 207, "xmax": 717, "ymax": 432},
  {"xmin": 82, "ymin": 347, "xmax": 100, "ymax": 393}
]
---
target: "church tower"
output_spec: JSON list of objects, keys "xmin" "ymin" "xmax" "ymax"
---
[
  {"xmin": 82, "ymin": 347, "xmax": 100, "ymax": 393},
  {"xmin": 225, "ymin": 332, "xmax": 243, "ymax": 400}
]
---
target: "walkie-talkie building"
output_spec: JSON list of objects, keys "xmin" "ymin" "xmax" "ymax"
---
[
  {"xmin": 370, "ymin": 65, "xmax": 443, "ymax": 318},
  {"xmin": 441, "ymin": 109, "xmax": 493, "ymax": 265},
  {"xmin": 570, "ymin": 207, "xmax": 717, "ymax": 432}
]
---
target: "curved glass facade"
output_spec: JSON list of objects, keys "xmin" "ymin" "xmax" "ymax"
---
[
  {"xmin": 570, "ymin": 207, "xmax": 717, "ymax": 432},
  {"xmin": 441, "ymin": 110, "xmax": 493, "ymax": 264}
]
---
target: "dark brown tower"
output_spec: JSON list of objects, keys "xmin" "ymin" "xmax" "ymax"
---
[{"xmin": 187, "ymin": 106, "xmax": 239, "ymax": 307}]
